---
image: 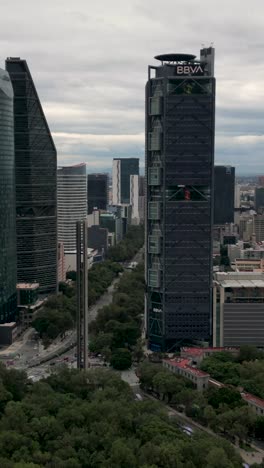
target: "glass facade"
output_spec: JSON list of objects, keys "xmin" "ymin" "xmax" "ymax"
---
[
  {"xmin": 214, "ymin": 166, "xmax": 235, "ymax": 224},
  {"xmin": 0, "ymin": 68, "xmax": 17, "ymax": 322},
  {"xmin": 87, "ymin": 173, "xmax": 108, "ymax": 214},
  {"xmin": 146, "ymin": 48, "xmax": 215, "ymax": 351},
  {"xmin": 6, "ymin": 58, "xmax": 57, "ymax": 294},
  {"xmin": 120, "ymin": 159, "xmax": 139, "ymax": 204}
]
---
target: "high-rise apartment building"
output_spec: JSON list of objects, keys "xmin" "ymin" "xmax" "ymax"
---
[
  {"xmin": 112, "ymin": 158, "xmax": 139, "ymax": 205},
  {"xmin": 0, "ymin": 68, "xmax": 17, "ymax": 322},
  {"xmin": 145, "ymin": 49, "xmax": 215, "ymax": 351},
  {"xmin": 6, "ymin": 58, "xmax": 57, "ymax": 294},
  {"xmin": 214, "ymin": 165, "xmax": 235, "ymax": 224},
  {"xmin": 87, "ymin": 173, "xmax": 108, "ymax": 214},
  {"xmin": 57, "ymin": 164, "xmax": 87, "ymax": 252}
]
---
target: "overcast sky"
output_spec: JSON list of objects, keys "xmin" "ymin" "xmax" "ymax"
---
[{"xmin": 1, "ymin": 0, "xmax": 264, "ymax": 174}]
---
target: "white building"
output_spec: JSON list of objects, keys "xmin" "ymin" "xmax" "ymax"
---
[
  {"xmin": 112, "ymin": 158, "xmax": 139, "ymax": 205},
  {"xmin": 57, "ymin": 164, "xmax": 87, "ymax": 253}
]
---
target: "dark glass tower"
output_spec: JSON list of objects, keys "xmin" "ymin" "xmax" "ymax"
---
[
  {"xmin": 145, "ymin": 48, "xmax": 215, "ymax": 351},
  {"xmin": 112, "ymin": 158, "xmax": 139, "ymax": 204},
  {"xmin": 0, "ymin": 68, "xmax": 17, "ymax": 322},
  {"xmin": 6, "ymin": 58, "xmax": 57, "ymax": 294},
  {"xmin": 87, "ymin": 173, "xmax": 108, "ymax": 214},
  {"xmin": 255, "ymin": 187, "xmax": 264, "ymax": 213},
  {"xmin": 214, "ymin": 166, "xmax": 235, "ymax": 224}
]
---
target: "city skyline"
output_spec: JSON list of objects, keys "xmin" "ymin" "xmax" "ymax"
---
[{"xmin": 1, "ymin": 0, "xmax": 264, "ymax": 174}]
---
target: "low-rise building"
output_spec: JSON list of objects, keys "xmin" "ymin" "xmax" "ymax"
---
[
  {"xmin": 16, "ymin": 283, "xmax": 44, "ymax": 328},
  {"xmin": 181, "ymin": 346, "xmax": 239, "ymax": 366},
  {"xmin": 163, "ymin": 358, "xmax": 209, "ymax": 391},
  {"xmin": 213, "ymin": 272, "xmax": 264, "ymax": 347},
  {"xmin": 241, "ymin": 392, "xmax": 264, "ymax": 416}
]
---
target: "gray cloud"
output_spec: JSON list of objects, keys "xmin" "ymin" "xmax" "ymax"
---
[{"xmin": 1, "ymin": 0, "xmax": 264, "ymax": 173}]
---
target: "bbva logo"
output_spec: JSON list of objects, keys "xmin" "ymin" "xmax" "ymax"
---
[{"xmin": 176, "ymin": 65, "xmax": 204, "ymax": 75}]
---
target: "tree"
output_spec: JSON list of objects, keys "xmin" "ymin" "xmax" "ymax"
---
[
  {"xmin": 110, "ymin": 349, "xmax": 132, "ymax": 370},
  {"xmin": 254, "ymin": 416, "xmax": 264, "ymax": 440},
  {"xmin": 207, "ymin": 387, "xmax": 244, "ymax": 410},
  {"xmin": 205, "ymin": 447, "xmax": 233, "ymax": 468},
  {"xmin": 237, "ymin": 345, "xmax": 261, "ymax": 363}
]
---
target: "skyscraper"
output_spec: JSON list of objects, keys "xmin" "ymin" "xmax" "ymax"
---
[
  {"xmin": 0, "ymin": 68, "xmax": 17, "ymax": 322},
  {"xmin": 6, "ymin": 58, "xmax": 57, "ymax": 294},
  {"xmin": 87, "ymin": 173, "xmax": 108, "ymax": 214},
  {"xmin": 145, "ymin": 48, "xmax": 215, "ymax": 351},
  {"xmin": 214, "ymin": 165, "xmax": 235, "ymax": 224},
  {"xmin": 255, "ymin": 187, "xmax": 264, "ymax": 213},
  {"xmin": 57, "ymin": 164, "xmax": 87, "ymax": 252},
  {"xmin": 112, "ymin": 158, "xmax": 139, "ymax": 205}
]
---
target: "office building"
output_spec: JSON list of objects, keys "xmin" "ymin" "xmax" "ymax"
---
[
  {"xmin": 145, "ymin": 48, "xmax": 215, "ymax": 351},
  {"xmin": 6, "ymin": 58, "xmax": 57, "ymax": 294},
  {"xmin": 213, "ymin": 272, "xmax": 264, "ymax": 347},
  {"xmin": 253, "ymin": 214, "xmax": 264, "ymax": 243},
  {"xmin": 88, "ymin": 225, "xmax": 108, "ymax": 254},
  {"xmin": 87, "ymin": 173, "xmax": 108, "ymax": 214},
  {"xmin": 112, "ymin": 158, "xmax": 139, "ymax": 204},
  {"xmin": 255, "ymin": 187, "xmax": 264, "ymax": 213},
  {"xmin": 57, "ymin": 164, "xmax": 87, "ymax": 253},
  {"xmin": 0, "ymin": 68, "xmax": 17, "ymax": 322},
  {"xmin": 214, "ymin": 165, "xmax": 235, "ymax": 224}
]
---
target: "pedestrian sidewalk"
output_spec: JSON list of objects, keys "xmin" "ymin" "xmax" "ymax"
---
[{"xmin": 0, "ymin": 327, "xmax": 35, "ymax": 357}]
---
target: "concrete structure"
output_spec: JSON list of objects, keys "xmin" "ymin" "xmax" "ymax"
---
[
  {"xmin": 0, "ymin": 67, "xmax": 17, "ymax": 322},
  {"xmin": 58, "ymin": 242, "xmax": 66, "ymax": 283},
  {"xmin": 234, "ymin": 185, "xmax": 241, "ymax": 209},
  {"xmin": 163, "ymin": 358, "xmax": 209, "ymax": 391},
  {"xmin": 235, "ymin": 258, "xmax": 264, "ymax": 272},
  {"xmin": 239, "ymin": 216, "xmax": 254, "ymax": 242},
  {"xmin": 145, "ymin": 48, "xmax": 215, "ymax": 351},
  {"xmin": 213, "ymin": 272, "xmax": 264, "ymax": 347},
  {"xmin": 76, "ymin": 220, "xmax": 89, "ymax": 370},
  {"xmin": 214, "ymin": 165, "xmax": 235, "ymax": 224},
  {"xmin": 87, "ymin": 173, "xmax": 108, "ymax": 214},
  {"xmin": 112, "ymin": 158, "xmax": 139, "ymax": 205},
  {"xmin": 228, "ymin": 244, "xmax": 242, "ymax": 264},
  {"xmin": 64, "ymin": 249, "xmax": 96, "ymax": 272},
  {"xmin": 241, "ymin": 393, "xmax": 264, "ymax": 416},
  {"xmin": 130, "ymin": 174, "xmax": 140, "ymax": 223},
  {"xmin": 57, "ymin": 164, "xmax": 87, "ymax": 252},
  {"xmin": 6, "ymin": 58, "xmax": 57, "ymax": 294}
]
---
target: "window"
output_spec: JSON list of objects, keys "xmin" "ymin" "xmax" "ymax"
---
[
  {"xmin": 148, "ymin": 202, "xmax": 161, "ymax": 220},
  {"xmin": 148, "ymin": 131, "xmax": 162, "ymax": 151},
  {"xmin": 149, "ymin": 97, "xmax": 163, "ymax": 115},
  {"xmin": 148, "ymin": 269, "xmax": 161, "ymax": 288},
  {"xmin": 148, "ymin": 235, "xmax": 161, "ymax": 254},
  {"xmin": 148, "ymin": 167, "xmax": 161, "ymax": 186}
]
